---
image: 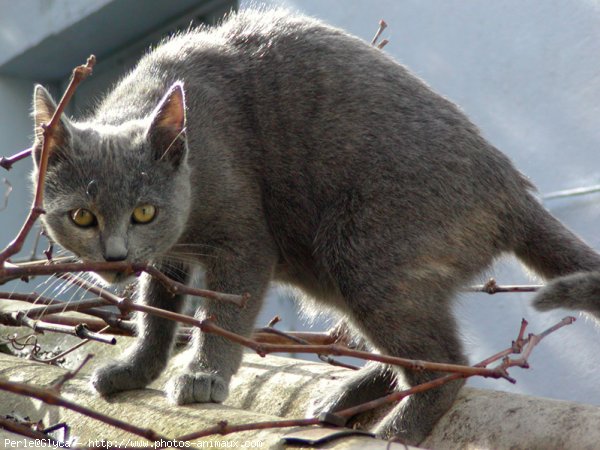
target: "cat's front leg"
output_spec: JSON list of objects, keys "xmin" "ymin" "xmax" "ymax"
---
[
  {"xmin": 165, "ymin": 246, "xmax": 275, "ymax": 405},
  {"xmin": 91, "ymin": 262, "xmax": 188, "ymax": 396}
]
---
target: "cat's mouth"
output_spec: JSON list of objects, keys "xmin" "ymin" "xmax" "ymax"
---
[
  {"xmin": 74, "ymin": 256, "xmax": 138, "ymax": 285},
  {"xmin": 94, "ymin": 270, "xmax": 136, "ymax": 285}
]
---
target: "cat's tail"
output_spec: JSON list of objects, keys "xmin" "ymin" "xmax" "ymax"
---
[
  {"xmin": 513, "ymin": 194, "xmax": 600, "ymax": 318},
  {"xmin": 534, "ymin": 272, "xmax": 600, "ymax": 317}
]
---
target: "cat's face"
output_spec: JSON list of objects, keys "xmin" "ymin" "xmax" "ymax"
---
[{"xmin": 31, "ymin": 83, "xmax": 191, "ymax": 284}]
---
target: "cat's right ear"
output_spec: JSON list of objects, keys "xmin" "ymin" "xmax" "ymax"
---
[
  {"xmin": 146, "ymin": 82, "xmax": 187, "ymax": 168},
  {"xmin": 32, "ymin": 84, "xmax": 71, "ymax": 167}
]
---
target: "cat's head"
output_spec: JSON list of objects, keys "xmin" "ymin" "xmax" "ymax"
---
[{"xmin": 31, "ymin": 82, "xmax": 192, "ymax": 284}]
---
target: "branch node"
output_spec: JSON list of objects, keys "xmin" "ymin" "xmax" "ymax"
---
[{"xmin": 483, "ymin": 278, "xmax": 498, "ymax": 293}]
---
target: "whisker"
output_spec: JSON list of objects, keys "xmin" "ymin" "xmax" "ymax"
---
[{"xmin": 35, "ymin": 276, "xmax": 65, "ymax": 304}]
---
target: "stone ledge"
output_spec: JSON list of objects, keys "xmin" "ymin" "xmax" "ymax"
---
[{"xmin": 1, "ymin": 323, "xmax": 599, "ymax": 449}]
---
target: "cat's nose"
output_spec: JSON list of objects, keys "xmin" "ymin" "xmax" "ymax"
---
[{"xmin": 102, "ymin": 236, "xmax": 128, "ymax": 262}]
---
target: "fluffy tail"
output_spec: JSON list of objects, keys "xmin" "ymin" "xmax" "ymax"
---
[
  {"xmin": 513, "ymin": 194, "xmax": 600, "ymax": 317},
  {"xmin": 534, "ymin": 272, "xmax": 600, "ymax": 317}
]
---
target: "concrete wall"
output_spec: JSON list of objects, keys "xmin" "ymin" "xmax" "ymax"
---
[
  {"xmin": 1, "ymin": 0, "xmax": 599, "ymax": 413},
  {"xmin": 242, "ymin": 0, "xmax": 600, "ymax": 408}
]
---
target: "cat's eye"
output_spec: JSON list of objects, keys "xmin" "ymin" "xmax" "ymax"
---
[
  {"xmin": 70, "ymin": 208, "xmax": 97, "ymax": 227},
  {"xmin": 132, "ymin": 204, "xmax": 156, "ymax": 224}
]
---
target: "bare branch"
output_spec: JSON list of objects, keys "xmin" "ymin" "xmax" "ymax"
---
[
  {"xmin": 0, "ymin": 378, "xmax": 169, "ymax": 444},
  {"xmin": 51, "ymin": 353, "xmax": 94, "ymax": 392},
  {"xmin": 0, "ymin": 147, "xmax": 33, "ymax": 171},
  {"xmin": 0, "ymin": 55, "xmax": 96, "ymax": 266},
  {"xmin": 468, "ymin": 278, "xmax": 542, "ymax": 294},
  {"xmin": 173, "ymin": 316, "xmax": 575, "ymax": 442},
  {"xmin": 0, "ymin": 261, "xmax": 247, "ymax": 306},
  {"xmin": 0, "ymin": 178, "xmax": 12, "ymax": 212},
  {"xmin": 371, "ymin": 19, "xmax": 388, "ymax": 46},
  {"xmin": 5, "ymin": 310, "xmax": 116, "ymax": 345}
]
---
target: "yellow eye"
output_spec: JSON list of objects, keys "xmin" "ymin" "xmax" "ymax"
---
[
  {"xmin": 132, "ymin": 204, "xmax": 156, "ymax": 224},
  {"xmin": 70, "ymin": 208, "xmax": 96, "ymax": 227}
]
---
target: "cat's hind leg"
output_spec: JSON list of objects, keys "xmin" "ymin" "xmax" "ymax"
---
[
  {"xmin": 309, "ymin": 361, "xmax": 395, "ymax": 418},
  {"xmin": 317, "ymin": 276, "xmax": 467, "ymax": 446}
]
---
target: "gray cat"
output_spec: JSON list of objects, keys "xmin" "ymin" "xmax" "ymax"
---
[{"xmin": 30, "ymin": 9, "xmax": 600, "ymax": 445}]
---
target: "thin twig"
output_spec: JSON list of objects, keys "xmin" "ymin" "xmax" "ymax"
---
[
  {"xmin": 20, "ymin": 297, "xmax": 113, "ymax": 319},
  {"xmin": 468, "ymin": 278, "xmax": 542, "ymax": 294},
  {"xmin": 0, "ymin": 55, "xmax": 96, "ymax": 266},
  {"xmin": 4, "ymin": 285, "xmax": 515, "ymax": 378},
  {"xmin": 0, "ymin": 261, "xmax": 247, "ymax": 306},
  {"xmin": 176, "ymin": 316, "xmax": 575, "ymax": 442},
  {"xmin": 542, "ymin": 184, "xmax": 600, "ymax": 201},
  {"xmin": 0, "ymin": 416, "xmax": 69, "ymax": 448},
  {"xmin": 51, "ymin": 353, "xmax": 94, "ymax": 392},
  {"xmin": 331, "ymin": 316, "xmax": 576, "ymax": 419},
  {"xmin": 371, "ymin": 19, "xmax": 388, "ymax": 46},
  {"xmin": 201, "ymin": 319, "xmax": 513, "ymax": 380},
  {"xmin": 7, "ymin": 311, "xmax": 116, "ymax": 345},
  {"xmin": 0, "ymin": 309, "xmax": 343, "ymax": 345},
  {"xmin": 0, "ymin": 378, "xmax": 169, "ymax": 444},
  {"xmin": 0, "ymin": 291, "xmax": 124, "ymax": 325},
  {"xmin": 0, "ymin": 147, "xmax": 33, "ymax": 171},
  {"xmin": 377, "ymin": 39, "xmax": 389, "ymax": 50},
  {"xmin": 257, "ymin": 326, "xmax": 360, "ymax": 370},
  {"xmin": 0, "ymin": 178, "xmax": 12, "ymax": 212},
  {"xmin": 29, "ymin": 228, "xmax": 44, "ymax": 261}
]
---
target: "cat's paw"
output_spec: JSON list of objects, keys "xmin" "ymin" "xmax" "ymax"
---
[
  {"xmin": 165, "ymin": 371, "xmax": 229, "ymax": 405},
  {"xmin": 372, "ymin": 409, "xmax": 426, "ymax": 446},
  {"xmin": 308, "ymin": 386, "xmax": 354, "ymax": 424},
  {"xmin": 91, "ymin": 361, "xmax": 150, "ymax": 396}
]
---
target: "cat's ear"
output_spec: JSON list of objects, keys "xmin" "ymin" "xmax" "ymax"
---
[
  {"xmin": 147, "ymin": 81, "xmax": 187, "ymax": 167},
  {"xmin": 32, "ymin": 84, "xmax": 72, "ymax": 167}
]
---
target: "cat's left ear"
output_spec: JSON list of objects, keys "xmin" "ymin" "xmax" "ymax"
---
[
  {"xmin": 147, "ymin": 81, "xmax": 187, "ymax": 167},
  {"xmin": 32, "ymin": 84, "xmax": 72, "ymax": 167}
]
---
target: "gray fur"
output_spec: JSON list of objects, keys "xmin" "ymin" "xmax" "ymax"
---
[{"xmin": 30, "ymin": 9, "xmax": 600, "ymax": 445}]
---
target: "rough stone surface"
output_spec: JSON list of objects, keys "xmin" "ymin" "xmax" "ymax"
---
[{"xmin": 1, "ymin": 316, "xmax": 600, "ymax": 449}]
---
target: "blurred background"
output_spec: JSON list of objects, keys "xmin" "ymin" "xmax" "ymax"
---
[{"xmin": 1, "ymin": 0, "xmax": 599, "ymax": 406}]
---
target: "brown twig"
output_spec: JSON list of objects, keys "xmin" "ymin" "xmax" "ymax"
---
[
  {"xmin": 330, "ymin": 316, "xmax": 576, "ymax": 419},
  {"xmin": 18, "ymin": 297, "xmax": 113, "ymax": 320},
  {"xmin": 7, "ymin": 310, "xmax": 116, "ymax": 345},
  {"xmin": 0, "ymin": 378, "xmax": 169, "ymax": 444},
  {"xmin": 0, "ymin": 147, "xmax": 33, "ymax": 171},
  {"xmin": 4, "ymin": 287, "xmax": 517, "ymax": 379},
  {"xmin": 469, "ymin": 278, "xmax": 542, "ymax": 294},
  {"xmin": 0, "ymin": 290, "xmax": 62, "ymax": 306},
  {"xmin": 176, "ymin": 316, "xmax": 575, "ymax": 442},
  {"xmin": 257, "ymin": 326, "xmax": 360, "ymax": 370},
  {"xmin": 371, "ymin": 19, "xmax": 388, "ymax": 46},
  {"xmin": 5, "ymin": 295, "xmax": 505, "ymax": 377},
  {"xmin": 0, "ymin": 416, "xmax": 69, "ymax": 448},
  {"xmin": 0, "ymin": 178, "xmax": 12, "ymax": 212},
  {"xmin": 51, "ymin": 353, "xmax": 94, "ymax": 392},
  {"xmin": 0, "ymin": 291, "xmax": 126, "ymax": 326},
  {"xmin": 175, "ymin": 418, "xmax": 321, "ymax": 444},
  {"xmin": 0, "ymin": 261, "xmax": 247, "ymax": 306},
  {"xmin": 0, "ymin": 55, "xmax": 96, "ymax": 267},
  {"xmin": 201, "ymin": 319, "xmax": 513, "ymax": 380},
  {"xmin": 38, "ymin": 285, "xmax": 503, "ymax": 378},
  {"xmin": 377, "ymin": 39, "xmax": 389, "ymax": 50},
  {"xmin": 0, "ymin": 306, "xmax": 344, "ymax": 345}
]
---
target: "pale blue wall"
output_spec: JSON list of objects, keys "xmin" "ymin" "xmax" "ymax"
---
[
  {"xmin": 1, "ymin": 0, "xmax": 599, "ymax": 407},
  {"xmin": 241, "ymin": 0, "xmax": 600, "ymax": 406}
]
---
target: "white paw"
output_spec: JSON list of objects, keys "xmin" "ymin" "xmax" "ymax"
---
[{"xmin": 165, "ymin": 371, "xmax": 229, "ymax": 405}]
